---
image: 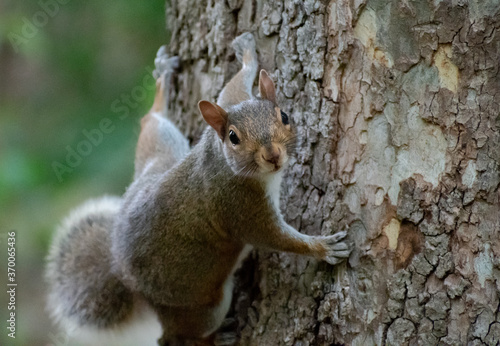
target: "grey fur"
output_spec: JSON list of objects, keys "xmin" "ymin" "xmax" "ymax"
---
[
  {"xmin": 45, "ymin": 32, "xmax": 350, "ymax": 345},
  {"xmin": 112, "ymin": 95, "xmax": 349, "ymax": 342},
  {"xmin": 46, "ymin": 196, "xmax": 134, "ymax": 329},
  {"xmin": 45, "ymin": 46, "xmax": 187, "ymax": 339}
]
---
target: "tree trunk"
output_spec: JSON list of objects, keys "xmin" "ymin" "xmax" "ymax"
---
[{"xmin": 164, "ymin": 0, "xmax": 500, "ymax": 344}]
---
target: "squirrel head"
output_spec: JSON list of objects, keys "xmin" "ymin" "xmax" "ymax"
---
[{"xmin": 198, "ymin": 70, "xmax": 296, "ymax": 177}]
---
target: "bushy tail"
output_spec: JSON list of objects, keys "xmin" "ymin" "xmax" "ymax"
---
[
  {"xmin": 45, "ymin": 48, "xmax": 188, "ymax": 345},
  {"xmin": 45, "ymin": 196, "xmax": 135, "ymax": 334}
]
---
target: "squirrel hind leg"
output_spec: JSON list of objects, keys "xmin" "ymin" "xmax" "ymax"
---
[
  {"xmin": 231, "ymin": 32, "xmax": 257, "ymax": 67},
  {"xmin": 153, "ymin": 46, "xmax": 180, "ymax": 116},
  {"xmin": 217, "ymin": 32, "xmax": 258, "ymax": 108},
  {"xmin": 155, "ymin": 279, "xmax": 234, "ymax": 345},
  {"xmin": 154, "ymin": 46, "xmax": 180, "ymax": 80},
  {"xmin": 135, "ymin": 49, "xmax": 188, "ymax": 177}
]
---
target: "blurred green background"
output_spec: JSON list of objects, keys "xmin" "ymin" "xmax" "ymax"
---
[{"xmin": 0, "ymin": 0, "xmax": 168, "ymax": 344}]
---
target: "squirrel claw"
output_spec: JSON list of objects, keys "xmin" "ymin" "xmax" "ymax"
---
[
  {"xmin": 325, "ymin": 230, "xmax": 348, "ymax": 243},
  {"xmin": 321, "ymin": 231, "xmax": 351, "ymax": 265},
  {"xmin": 325, "ymin": 252, "xmax": 350, "ymax": 266},
  {"xmin": 324, "ymin": 244, "xmax": 351, "ymax": 265}
]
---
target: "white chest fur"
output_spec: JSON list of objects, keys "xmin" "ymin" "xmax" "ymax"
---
[
  {"xmin": 261, "ymin": 170, "xmax": 283, "ymax": 210},
  {"xmin": 229, "ymin": 171, "xmax": 283, "ymax": 276}
]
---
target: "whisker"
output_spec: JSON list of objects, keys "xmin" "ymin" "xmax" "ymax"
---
[
  {"xmin": 241, "ymin": 163, "xmax": 258, "ymax": 177},
  {"xmin": 280, "ymin": 135, "xmax": 298, "ymax": 155}
]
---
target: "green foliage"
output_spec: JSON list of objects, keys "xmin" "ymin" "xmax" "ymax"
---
[
  {"xmin": 0, "ymin": 1, "xmax": 168, "ymax": 344},
  {"xmin": 1, "ymin": 0, "xmax": 168, "ymax": 235}
]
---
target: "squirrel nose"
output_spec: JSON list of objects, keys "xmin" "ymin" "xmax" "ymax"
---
[{"xmin": 262, "ymin": 145, "xmax": 282, "ymax": 166}]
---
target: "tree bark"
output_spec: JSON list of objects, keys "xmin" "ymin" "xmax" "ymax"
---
[{"xmin": 164, "ymin": 0, "xmax": 500, "ymax": 344}]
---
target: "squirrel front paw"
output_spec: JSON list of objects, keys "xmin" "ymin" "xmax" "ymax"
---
[{"xmin": 319, "ymin": 230, "xmax": 351, "ymax": 265}]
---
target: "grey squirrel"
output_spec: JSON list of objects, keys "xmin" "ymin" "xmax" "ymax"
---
[
  {"xmin": 46, "ymin": 48, "xmax": 188, "ymax": 345},
  {"xmin": 46, "ymin": 33, "xmax": 350, "ymax": 345}
]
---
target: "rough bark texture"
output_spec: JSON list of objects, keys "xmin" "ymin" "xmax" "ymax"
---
[{"xmin": 164, "ymin": 0, "xmax": 500, "ymax": 344}]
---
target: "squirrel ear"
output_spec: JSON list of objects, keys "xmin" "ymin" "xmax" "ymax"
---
[
  {"xmin": 258, "ymin": 69, "xmax": 276, "ymax": 104},
  {"xmin": 198, "ymin": 101, "xmax": 228, "ymax": 140}
]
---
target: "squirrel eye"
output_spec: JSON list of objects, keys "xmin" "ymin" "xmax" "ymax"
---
[
  {"xmin": 229, "ymin": 130, "xmax": 240, "ymax": 145},
  {"xmin": 281, "ymin": 110, "xmax": 289, "ymax": 125}
]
